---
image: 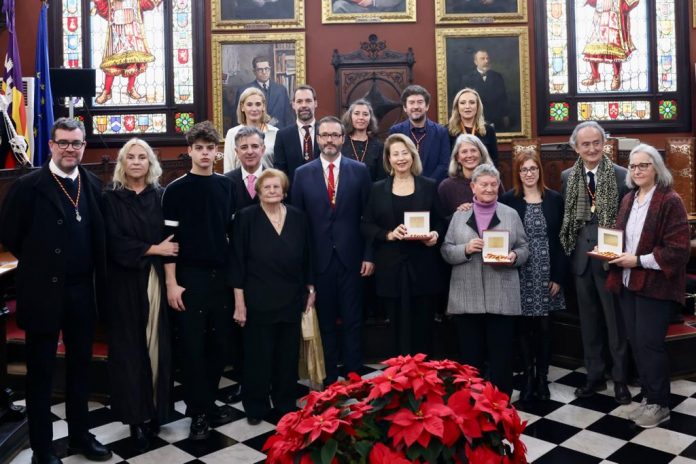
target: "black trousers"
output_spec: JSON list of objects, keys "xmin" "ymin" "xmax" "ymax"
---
[
  {"xmin": 619, "ymin": 288, "xmax": 673, "ymax": 407},
  {"xmin": 383, "ymin": 294, "xmax": 434, "ymax": 356},
  {"xmin": 242, "ymin": 318, "xmax": 300, "ymax": 420},
  {"xmin": 26, "ymin": 281, "xmax": 95, "ymax": 455},
  {"xmin": 518, "ymin": 316, "xmax": 551, "ymax": 374},
  {"xmin": 453, "ymin": 313, "xmax": 516, "ymax": 395},
  {"xmin": 174, "ymin": 267, "xmax": 233, "ymax": 416}
]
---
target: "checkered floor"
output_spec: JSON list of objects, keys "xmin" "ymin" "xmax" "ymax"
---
[{"xmin": 9, "ymin": 364, "xmax": 696, "ymax": 463}]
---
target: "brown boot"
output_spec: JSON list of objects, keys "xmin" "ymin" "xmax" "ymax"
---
[
  {"xmin": 128, "ymin": 88, "xmax": 144, "ymax": 100},
  {"xmin": 610, "ymin": 75, "xmax": 621, "ymax": 91},
  {"xmin": 581, "ymin": 75, "xmax": 600, "ymax": 86},
  {"xmin": 95, "ymin": 90, "xmax": 111, "ymax": 104}
]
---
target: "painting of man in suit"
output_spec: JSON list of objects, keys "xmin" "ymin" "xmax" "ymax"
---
[
  {"xmin": 459, "ymin": 49, "xmax": 510, "ymax": 130},
  {"xmin": 220, "ymin": 0, "xmax": 295, "ymax": 20}
]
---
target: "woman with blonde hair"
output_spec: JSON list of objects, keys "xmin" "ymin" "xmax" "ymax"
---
[
  {"xmin": 223, "ymin": 87, "xmax": 278, "ymax": 171},
  {"xmin": 103, "ymin": 138, "xmax": 178, "ymax": 452},
  {"xmin": 446, "ymin": 87, "xmax": 499, "ymax": 165}
]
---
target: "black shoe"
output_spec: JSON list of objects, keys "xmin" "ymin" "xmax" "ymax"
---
[
  {"xmin": 220, "ymin": 383, "xmax": 242, "ymax": 404},
  {"xmin": 129, "ymin": 424, "xmax": 150, "ymax": 453},
  {"xmin": 247, "ymin": 417, "xmax": 262, "ymax": 426},
  {"xmin": 614, "ymin": 382, "xmax": 632, "ymax": 405},
  {"xmin": 536, "ymin": 374, "xmax": 551, "ymax": 401},
  {"xmin": 189, "ymin": 414, "xmax": 210, "ymax": 440},
  {"xmin": 146, "ymin": 420, "xmax": 160, "ymax": 438},
  {"xmin": 519, "ymin": 369, "xmax": 535, "ymax": 402},
  {"xmin": 210, "ymin": 404, "xmax": 235, "ymax": 426},
  {"xmin": 68, "ymin": 433, "xmax": 113, "ymax": 461},
  {"xmin": 574, "ymin": 380, "xmax": 607, "ymax": 398},
  {"xmin": 31, "ymin": 453, "xmax": 62, "ymax": 464}
]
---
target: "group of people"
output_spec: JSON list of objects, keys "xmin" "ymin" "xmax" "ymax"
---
[{"xmin": 0, "ymin": 78, "xmax": 690, "ymax": 464}]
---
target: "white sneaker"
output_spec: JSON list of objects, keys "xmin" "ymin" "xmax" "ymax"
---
[
  {"xmin": 634, "ymin": 404, "xmax": 670, "ymax": 428},
  {"xmin": 627, "ymin": 398, "xmax": 647, "ymax": 421}
]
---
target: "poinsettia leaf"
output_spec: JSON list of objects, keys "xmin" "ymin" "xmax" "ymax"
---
[
  {"xmin": 321, "ymin": 439, "xmax": 338, "ymax": 464},
  {"xmin": 354, "ymin": 440, "xmax": 371, "ymax": 457},
  {"xmin": 405, "ymin": 445, "xmax": 423, "ymax": 461},
  {"xmin": 406, "ymin": 391, "xmax": 420, "ymax": 411}
]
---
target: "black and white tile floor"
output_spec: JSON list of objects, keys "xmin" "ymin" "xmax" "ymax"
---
[{"xmin": 9, "ymin": 364, "xmax": 696, "ymax": 463}]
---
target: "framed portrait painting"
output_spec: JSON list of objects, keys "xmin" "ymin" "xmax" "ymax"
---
[
  {"xmin": 434, "ymin": 0, "xmax": 527, "ymax": 24},
  {"xmin": 211, "ymin": 33, "xmax": 306, "ymax": 136},
  {"xmin": 321, "ymin": 0, "xmax": 416, "ymax": 24},
  {"xmin": 211, "ymin": 0, "xmax": 304, "ymax": 30},
  {"xmin": 435, "ymin": 27, "xmax": 531, "ymax": 141}
]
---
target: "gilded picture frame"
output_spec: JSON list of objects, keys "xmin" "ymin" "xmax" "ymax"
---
[
  {"xmin": 434, "ymin": 0, "xmax": 527, "ymax": 24},
  {"xmin": 321, "ymin": 0, "xmax": 416, "ymax": 24},
  {"xmin": 211, "ymin": 0, "xmax": 304, "ymax": 31},
  {"xmin": 435, "ymin": 27, "xmax": 531, "ymax": 142},
  {"xmin": 211, "ymin": 33, "xmax": 306, "ymax": 136}
]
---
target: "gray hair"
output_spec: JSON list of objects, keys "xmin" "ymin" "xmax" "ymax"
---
[
  {"xmin": 448, "ymin": 134, "xmax": 492, "ymax": 178},
  {"xmin": 569, "ymin": 121, "xmax": 606, "ymax": 150},
  {"xmin": 471, "ymin": 163, "xmax": 501, "ymax": 184},
  {"xmin": 626, "ymin": 143, "xmax": 673, "ymax": 189},
  {"xmin": 234, "ymin": 125, "xmax": 265, "ymax": 146}
]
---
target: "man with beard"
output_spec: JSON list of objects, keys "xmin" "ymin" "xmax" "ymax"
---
[
  {"xmin": 389, "ymin": 85, "xmax": 450, "ymax": 183},
  {"xmin": 291, "ymin": 116, "xmax": 373, "ymax": 386},
  {"xmin": 459, "ymin": 49, "xmax": 510, "ymax": 130},
  {"xmin": 274, "ymin": 85, "xmax": 321, "ymax": 184}
]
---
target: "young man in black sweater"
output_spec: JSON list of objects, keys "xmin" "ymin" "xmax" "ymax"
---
[{"xmin": 162, "ymin": 121, "xmax": 237, "ymax": 440}]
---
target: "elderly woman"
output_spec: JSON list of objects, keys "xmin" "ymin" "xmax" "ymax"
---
[
  {"xmin": 500, "ymin": 149, "xmax": 567, "ymax": 402},
  {"xmin": 446, "ymin": 88, "xmax": 499, "ymax": 166},
  {"xmin": 103, "ymin": 138, "xmax": 178, "ymax": 452},
  {"xmin": 223, "ymin": 87, "xmax": 278, "ymax": 172},
  {"xmin": 341, "ymin": 99, "xmax": 386, "ymax": 182},
  {"xmin": 362, "ymin": 134, "xmax": 445, "ymax": 355},
  {"xmin": 232, "ymin": 168, "xmax": 314, "ymax": 425},
  {"xmin": 438, "ymin": 134, "xmax": 504, "ymax": 217},
  {"xmin": 606, "ymin": 144, "xmax": 690, "ymax": 428},
  {"xmin": 441, "ymin": 164, "xmax": 528, "ymax": 395}
]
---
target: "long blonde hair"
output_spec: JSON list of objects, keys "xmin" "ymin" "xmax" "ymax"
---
[
  {"xmin": 112, "ymin": 138, "xmax": 162, "ymax": 189},
  {"xmin": 447, "ymin": 88, "xmax": 487, "ymax": 138}
]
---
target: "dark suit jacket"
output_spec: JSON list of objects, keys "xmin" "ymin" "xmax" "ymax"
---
[
  {"xmin": 234, "ymin": 80, "xmax": 294, "ymax": 129},
  {"xmin": 0, "ymin": 164, "xmax": 106, "ymax": 332},
  {"xmin": 389, "ymin": 119, "xmax": 451, "ymax": 184},
  {"xmin": 561, "ymin": 163, "xmax": 629, "ymax": 275},
  {"xmin": 291, "ymin": 157, "xmax": 372, "ymax": 273},
  {"xmin": 274, "ymin": 124, "xmax": 320, "ymax": 184},
  {"xmin": 361, "ymin": 175, "xmax": 446, "ymax": 297},
  {"xmin": 460, "ymin": 69, "xmax": 509, "ymax": 130},
  {"xmin": 499, "ymin": 188, "xmax": 568, "ymax": 286},
  {"xmin": 224, "ymin": 167, "xmax": 263, "ymax": 210}
]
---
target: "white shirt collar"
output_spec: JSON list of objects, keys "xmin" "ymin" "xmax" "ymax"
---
[
  {"xmin": 49, "ymin": 159, "xmax": 78, "ymax": 180},
  {"xmin": 320, "ymin": 154, "xmax": 341, "ymax": 171},
  {"xmin": 584, "ymin": 165, "xmax": 599, "ymax": 177},
  {"xmin": 241, "ymin": 165, "xmax": 263, "ymax": 180},
  {"xmin": 297, "ymin": 121, "xmax": 315, "ymax": 131},
  {"xmin": 257, "ymin": 80, "xmax": 269, "ymax": 88}
]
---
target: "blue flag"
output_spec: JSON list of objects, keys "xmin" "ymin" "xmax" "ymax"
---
[{"xmin": 33, "ymin": 1, "xmax": 54, "ymax": 167}]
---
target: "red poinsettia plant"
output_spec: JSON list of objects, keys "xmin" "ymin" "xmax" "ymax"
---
[{"xmin": 263, "ymin": 354, "xmax": 527, "ymax": 463}]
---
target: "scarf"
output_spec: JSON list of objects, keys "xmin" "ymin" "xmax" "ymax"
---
[{"xmin": 560, "ymin": 155, "xmax": 619, "ymax": 255}]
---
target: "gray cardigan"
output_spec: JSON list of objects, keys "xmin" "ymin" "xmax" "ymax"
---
[{"xmin": 441, "ymin": 202, "xmax": 529, "ymax": 316}]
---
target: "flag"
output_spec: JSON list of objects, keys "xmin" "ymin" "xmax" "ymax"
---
[
  {"xmin": 33, "ymin": 1, "xmax": 54, "ymax": 167},
  {"xmin": 1, "ymin": 0, "xmax": 30, "ymax": 168}
]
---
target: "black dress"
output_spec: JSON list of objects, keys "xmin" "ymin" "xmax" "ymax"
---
[
  {"xmin": 341, "ymin": 135, "xmax": 386, "ymax": 182},
  {"xmin": 102, "ymin": 185, "xmax": 172, "ymax": 425}
]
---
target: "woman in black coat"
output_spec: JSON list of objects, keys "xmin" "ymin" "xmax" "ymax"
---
[
  {"xmin": 500, "ymin": 149, "xmax": 567, "ymax": 402},
  {"xmin": 362, "ymin": 134, "xmax": 445, "ymax": 356},
  {"xmin": 103, "ymin": 138, "xmax": 178, "ymax": 452}
]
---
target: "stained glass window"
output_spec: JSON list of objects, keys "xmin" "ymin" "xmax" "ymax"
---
[
  {"xmin": 537, "ymin": 0, "xmax": 689, "ymax": 134},
  {"xmin": 53, "ymin": 0, "xmax": 204, "ymax": 143}
]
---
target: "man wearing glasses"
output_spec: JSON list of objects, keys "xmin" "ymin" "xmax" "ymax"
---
[
  {"xmin": 0, "ymin": 118, "xmax": 112, "ymax": 463},
  {"xmin": 291, "ymin": 116, "xmax": 373, "ymax": 387},
  {"xmin": 233, "ymin": 55, "xmax": 294, "ymax": 129}
]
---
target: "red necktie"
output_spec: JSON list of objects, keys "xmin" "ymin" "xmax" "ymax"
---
[
  {"xmin": 327, "ymin": 163, "xmax": 336, "ymax": 209},
  {"xmin": 302, "ymin": 125, "xmax": 312, "ymax": 161}
]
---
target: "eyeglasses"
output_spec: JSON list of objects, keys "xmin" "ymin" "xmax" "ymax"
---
[
  {"xmin": 628, "ymin": 162, "xmax": 653, "ymax": 172},
  {"xmin": 317, "ymin": 133, "xmax": 343, "ymax": 139},
  {"xmin": 54, "ymin": 140, "xmax": 85, "ymax": 150},
  {"xmin": 254, "ymin": 67, "xmax": 271, "ymax": 73},
  {"xmin": 519, "ymin": 166, "xmax": 539, "ymax": 174}
]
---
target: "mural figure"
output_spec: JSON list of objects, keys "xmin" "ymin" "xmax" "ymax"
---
[
  {"xmin": 93, "ymin": 0, "xmax": 162, "ymax": 104},
  {"xmin": 580, "ymin": 0, "xmax": 640, "ymax": 91}
]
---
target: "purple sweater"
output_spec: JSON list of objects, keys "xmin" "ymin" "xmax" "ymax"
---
[{"xmin": 473, "ymin": 198, "xmax": 497, "ymax": 237}]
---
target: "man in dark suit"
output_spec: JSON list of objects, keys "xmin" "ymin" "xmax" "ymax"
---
[
  {"xmin": 225, "ymin": 126, "xmax": 265, "ymax": 210},
  {"xmin": 274, "ymin": 84, "xmax": 321, "ymax": 184},
  {"xmin": 459, "ymin": 49, "xmax": 510, "ymax": 131},
  {"xmin": 560, "ymin": 120, "xmax": 630, "ymax": 404},
  {"xmin": 291, "ymin": 116, "xmax": 373, "ymax": 385},
  {"xmin": 389, "ymin": 85, "xmax": 450, "ymax": 184},
  {"xmin": 0, "ymin": 118, "xmax": 112, "ymax": 464},
  {"xmin": 233, "ymin": 55, "xmax": 294, "ymax": 129}
]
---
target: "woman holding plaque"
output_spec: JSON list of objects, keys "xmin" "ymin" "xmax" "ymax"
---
[
  {"xmin": 438, "ymin": 134, "xmax": 504, "ymax": 217},
  {"xmin": 362, "ymin": 134, "xmax": 445, "ymax": 355},
  {"xmin": 500, "ymin": 149, "xmax": 567, "ymax": 402},
  {"xmin": 446, "ymin": 88, "xmax": 499, "ymax": 166},
  {"xmin": 441, "ymin": 164, "xmax": 528, "ymax": 395},
  {"xmin": 223, "ymin": 87, "xmax": 278, "ymax": 172},
  {"xmin": 341, "ymin": 99, "xmax": 386, "ymax": 182},
  {"xmin": 605, "ymin": 144, "xmax": 689, "ymax": 428}
]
